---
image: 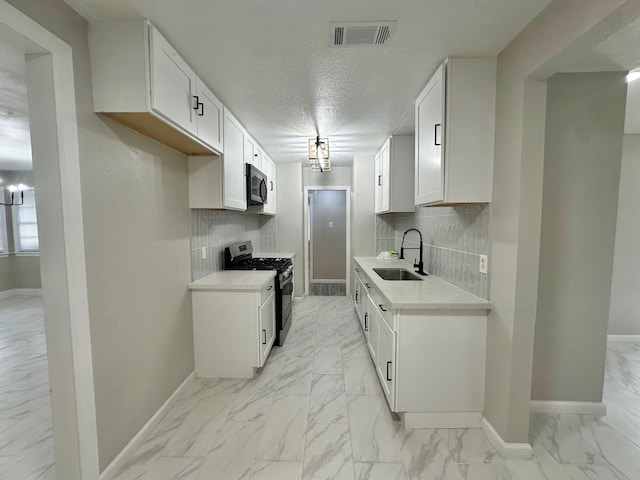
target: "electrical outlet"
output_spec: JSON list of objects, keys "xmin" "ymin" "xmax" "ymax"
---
[
  {"xmin": 201, "ymin": 247, "xmax": 207, "ymax": 260},
  {"xmin": 479, "ymin": 255, "xmax": 488, "ymax": 274}
]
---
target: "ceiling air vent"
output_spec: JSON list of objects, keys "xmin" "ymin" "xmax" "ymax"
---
[{"xmin": 330, "ymin": 21, "xmax": 396, "ymax": 47}]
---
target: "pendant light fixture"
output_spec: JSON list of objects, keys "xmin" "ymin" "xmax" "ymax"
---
[{"xmin": 308, "ymin": 135, "xmax": 331, "ymax": 172}]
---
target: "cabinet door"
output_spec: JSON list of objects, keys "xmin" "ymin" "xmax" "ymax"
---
[
  {"xmin": 415, "ymin": 63, "xmax": 445, "ymax": 205},
  {"xmin": 366, "ymin": 295, "xmax": 379, "ymax": 361},
  {"xmin": 374, "ymin": 151, "xmax": 383, "ymax": 213},
  {"xmin": 244, "ymin": 136, "xmax": 257, "ymax": 167},
  {"xmin": 380, "ymin": 141, "xmax": 391, "ymax": 212},
  {"xmin": 376, "ymin": 311, "xmax": 396, "ymax": 410},
  {"xmin": 149, "ymin": 26, "xmax": 198, "ymax": 135},
  {"xmin": 223, "ymin": 110, "xmax": 247, "ymax": 210},
  {"xmin": 195, "ymin": 80, "xmax": 224, "ymax": 153},
  {"xmin": 258, "ymin": 292, "xmax": 275, "ymax": 366},
  {"xmin": 263, "ymin": 157, "xmax": 277, "ymax": 215}
]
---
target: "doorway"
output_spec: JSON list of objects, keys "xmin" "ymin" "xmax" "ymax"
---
[
  {"xmin": 0, "ymin": 2, "xmax": 99, "ymax": 479},
  {"xmin": 304, "ymin": 187, "xmax": 350, "ymax": 296}
]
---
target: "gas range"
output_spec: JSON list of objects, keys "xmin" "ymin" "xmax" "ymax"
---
[{"xmin": 224, "ymin": 241, "xmax": 293, "ymax": 346}]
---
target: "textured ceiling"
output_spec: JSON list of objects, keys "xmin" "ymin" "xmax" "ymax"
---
[
  {"xmin": 0, "ymin": 36, "xmax": 31, "ymax": 171},
  {"xmin": 62, "ymin": 0, "xmax": 553, "ymax": 166}
]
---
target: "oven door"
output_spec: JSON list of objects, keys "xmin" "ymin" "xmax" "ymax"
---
[{"xmin": 280, "ymin": 276, "xmax": 293, "ymax": 325}]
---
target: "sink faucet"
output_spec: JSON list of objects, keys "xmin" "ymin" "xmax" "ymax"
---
[{"xmin": 399, "ymin": 228, "xmax": 427, "ymax": 276}]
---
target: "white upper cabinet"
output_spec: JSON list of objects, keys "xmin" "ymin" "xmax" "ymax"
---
[
  {"xmin": 187, "ymin": 108, "xmax": 246, "ymax": 211},
  {"xmin": 244, "ymin": 136, "xmax": 263, "ymax": 170},
  {"xmin": 415, "ymin": 58, "xmax": 496, "ymax": 206},
  {"xmin": 222, "ymin": 109, "xmax": 247, "ymax": 210},
  {"xmin": 374, "ymin": 136, "xmax": 415, "ymax": 214},
  {"xmin": 89, "ymin": 20, "xmax": 224, "ymax": 156},
  {"xmin": 263, "ymin": 155, "xmax": 277, "ymax": 215},
  {"xmin": 149, "ymin": 25, "xmax": 198, "ymax": 136},
  {"xmin": 194, "ymin": 79, "xmax": 224, "ymax": 153}
]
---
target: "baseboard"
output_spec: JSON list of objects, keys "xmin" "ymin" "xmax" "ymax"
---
[
  {"xmin": 0, "ymin": 288, "xmax": 42, "ymax": 300},
  {"xmin": 294, "ymin": 296, "xmax": 305, "ymax": 303},
  {"xmin": 608, "ymin": 335, "xmax": 640, "ymax": 343},
  {"xmin": 529, "ymin": 400, "xmax": 607, "ymax": 415},
  {"xmin": 402, "ymin": 412, "xmax": 482, "ymax": 429},
  {"xmin": 481, "ymin": 417, "xmax": 533, "ymax": 460},
  {"xmin": 100, "ymin": 371, "xmax": 196, "ymax": 480}
]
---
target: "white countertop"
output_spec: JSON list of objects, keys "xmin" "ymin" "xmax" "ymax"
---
[
  {"xmin": 253, "ymin": 252, "xmax": 295, "ymax": 260},
  {"xmin": 189, "ymin": 270, "xmax": 276, "ymax": 291},
  {"xmin": 354, "ymin": 257, "xmax": 492, "ymax": 310}
]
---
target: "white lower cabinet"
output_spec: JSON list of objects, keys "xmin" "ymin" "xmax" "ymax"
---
[
  {"xmin": 366, "ymin": 294, "xmax": 379, "ymax": 362},
  {"xmin": 376, "ymin": 310, "xmax": 396, "ymax": 410},
  {"xmin": 353, "ymin": 259, "xmax": 487, "ymax": 428},
  {"xmin": 258, "ymin": 292, "xmax": 276, "ymax": 366},
  {"xmin": 191, "ymin": 276, "xmax": 276, "ymax": 378}
]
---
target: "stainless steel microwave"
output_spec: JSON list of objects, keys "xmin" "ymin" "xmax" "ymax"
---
[{"xmin": 246, "ymin": 163, "xmax": 268, "ymax": 205}]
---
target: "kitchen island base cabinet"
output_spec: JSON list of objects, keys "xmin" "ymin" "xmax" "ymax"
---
[{"xmin": 191, "ymin": 287, "xmax": 275, "ymax": 379}]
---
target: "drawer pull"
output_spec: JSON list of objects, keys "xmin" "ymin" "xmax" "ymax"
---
[
  {"xmin": 364, "ymin": 313, "xmax": 368, "ymax": 331},
  {"xmin": 365, "ymin": 283, "xmax": 371, "ymax": 290},
  {"xmin": 262, "ymin": 330, "xmax": 267, "ymax": 344},
  {"xmin": 386, "ymin": 361, "xmax": 392, "ymax": 381},
  {"xmin": 379, "ymin": 304, "xmax": 388, "ymax": 312},
  {"xmin": 267, "ymin": 285, "xmax": 273, "ymax": 291}
]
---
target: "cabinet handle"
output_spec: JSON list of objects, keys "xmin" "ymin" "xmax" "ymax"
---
[
  {"xmin": 270, "ymin": 181, "xmax": 273, "ymax": 191},
  {"xmin": 262, "ymin": 329, "xmax": 267, "ymax": 344},
  {"xmin": 434, "ymin": 123, "xmax": 442, "ymax": 146},
  {"xmin": 267, "ymin": 285, "xmax": 273, "ymax": 291},
  {"xmin": 356, "ymin": 268, "xmax": 360, "ymax": 273},
  {"xmin": 364, "ymin": 313, "xmax": 368, "ymax": 331},
  {"xmin": 198, "ymin": 102, "xmax": 204, "ymax": 116},
  {"xmin": 386, "ymin": 361, "xmax": 392, "ymax": 381},
  {"xmin": 193, "ymin": 95, "xmax": 199, "ymax": 110},
  {"xmin": 254, "ymin": 153, "xmax": 258, "ymax": 157},
  {"xmin": 379, "ymin": 304, "xmax": 387, "ymax": 312},
  {"xmin": 378, "ymin": 175, "xmax": 382, "ymax": 186},
  {"xmin": 355, "ymin": 291, "xmax": 359, "ymax": 303},
  {"xmin": 365, "ymin": 283, "xmax": 371, "ymax": 290}
]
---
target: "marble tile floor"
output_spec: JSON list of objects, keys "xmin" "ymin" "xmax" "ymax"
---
[
  {"xmin": 7, "ymin": 290, "xmax": 631, "ymax": 480},
  {"xmin": 0, "ymin": 294, "xmax": 55, "ymax": 480},
  {"xmin": 110, "ymin": 297, "xmax": 640, "ymax": 480}
]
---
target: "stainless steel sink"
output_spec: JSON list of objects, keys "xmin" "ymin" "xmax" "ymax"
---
[{"xmin": 373, "ymin": 268, "xmax": 423, "ymax": 281}]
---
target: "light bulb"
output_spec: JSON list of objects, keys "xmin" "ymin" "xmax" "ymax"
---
[
  {"xmin": 17, "ymin": 184, "xmax": 26, "ymax": 190},
  {"xmin": 7, "ymin": 185, "xmax": 17, "ymax": 193}
]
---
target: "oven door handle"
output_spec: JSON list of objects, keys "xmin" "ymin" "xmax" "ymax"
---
[{"xmin": 279, "ymin": 274, "xmax": 293, "ymax": 288}]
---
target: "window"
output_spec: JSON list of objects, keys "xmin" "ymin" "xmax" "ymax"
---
[{"xmin": 13, "ymin": 189, "xmax": 39, "ymax": 252}]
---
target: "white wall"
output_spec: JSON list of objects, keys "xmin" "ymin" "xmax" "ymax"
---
[
  {"xmin": 532, "ymin": 72, "xmax": 627, "ymax": 402},
  {"xmin": 276, "ymin": 162, "xmax": 304, "ymax": 297},
  {"xmin": 351, "ymin": 155, "xmax": 375, "ymax": 259},
  {"xmin": 608, "ymin": 134, "xmax": 640, "ymax": 335},
  {"xmin": 7, "ymin": 0, "xmax": 194, "ymax": 471},
  {"xmin": 486, "ymin": 0, "xmax": 634, "ymax": 443}
]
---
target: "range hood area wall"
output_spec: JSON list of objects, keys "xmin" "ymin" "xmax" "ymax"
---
[
  {"xmin": 190, "ymin": 210, "xmax": 276, "ymax": 281},
  {"xmin": 376, "ymin": 203, "xmax": 491, "ymax": 300}
]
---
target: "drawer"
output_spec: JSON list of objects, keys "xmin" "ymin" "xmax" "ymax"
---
[
  {"xmin": 260, "ymin": 278, "xmax": 275, "ymax": 305},
  {"xmin": 368, "ymin": 287, "xmax": 393, "ymax": 330}
]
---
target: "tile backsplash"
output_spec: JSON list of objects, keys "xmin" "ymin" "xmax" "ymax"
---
[
  {"xmin": 376, "ymin": 204, "xmax": 490, "ymax": 299},
  {"xmin": 190, "ymin": 210, "xmax": 277, "ymax": 281}
]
